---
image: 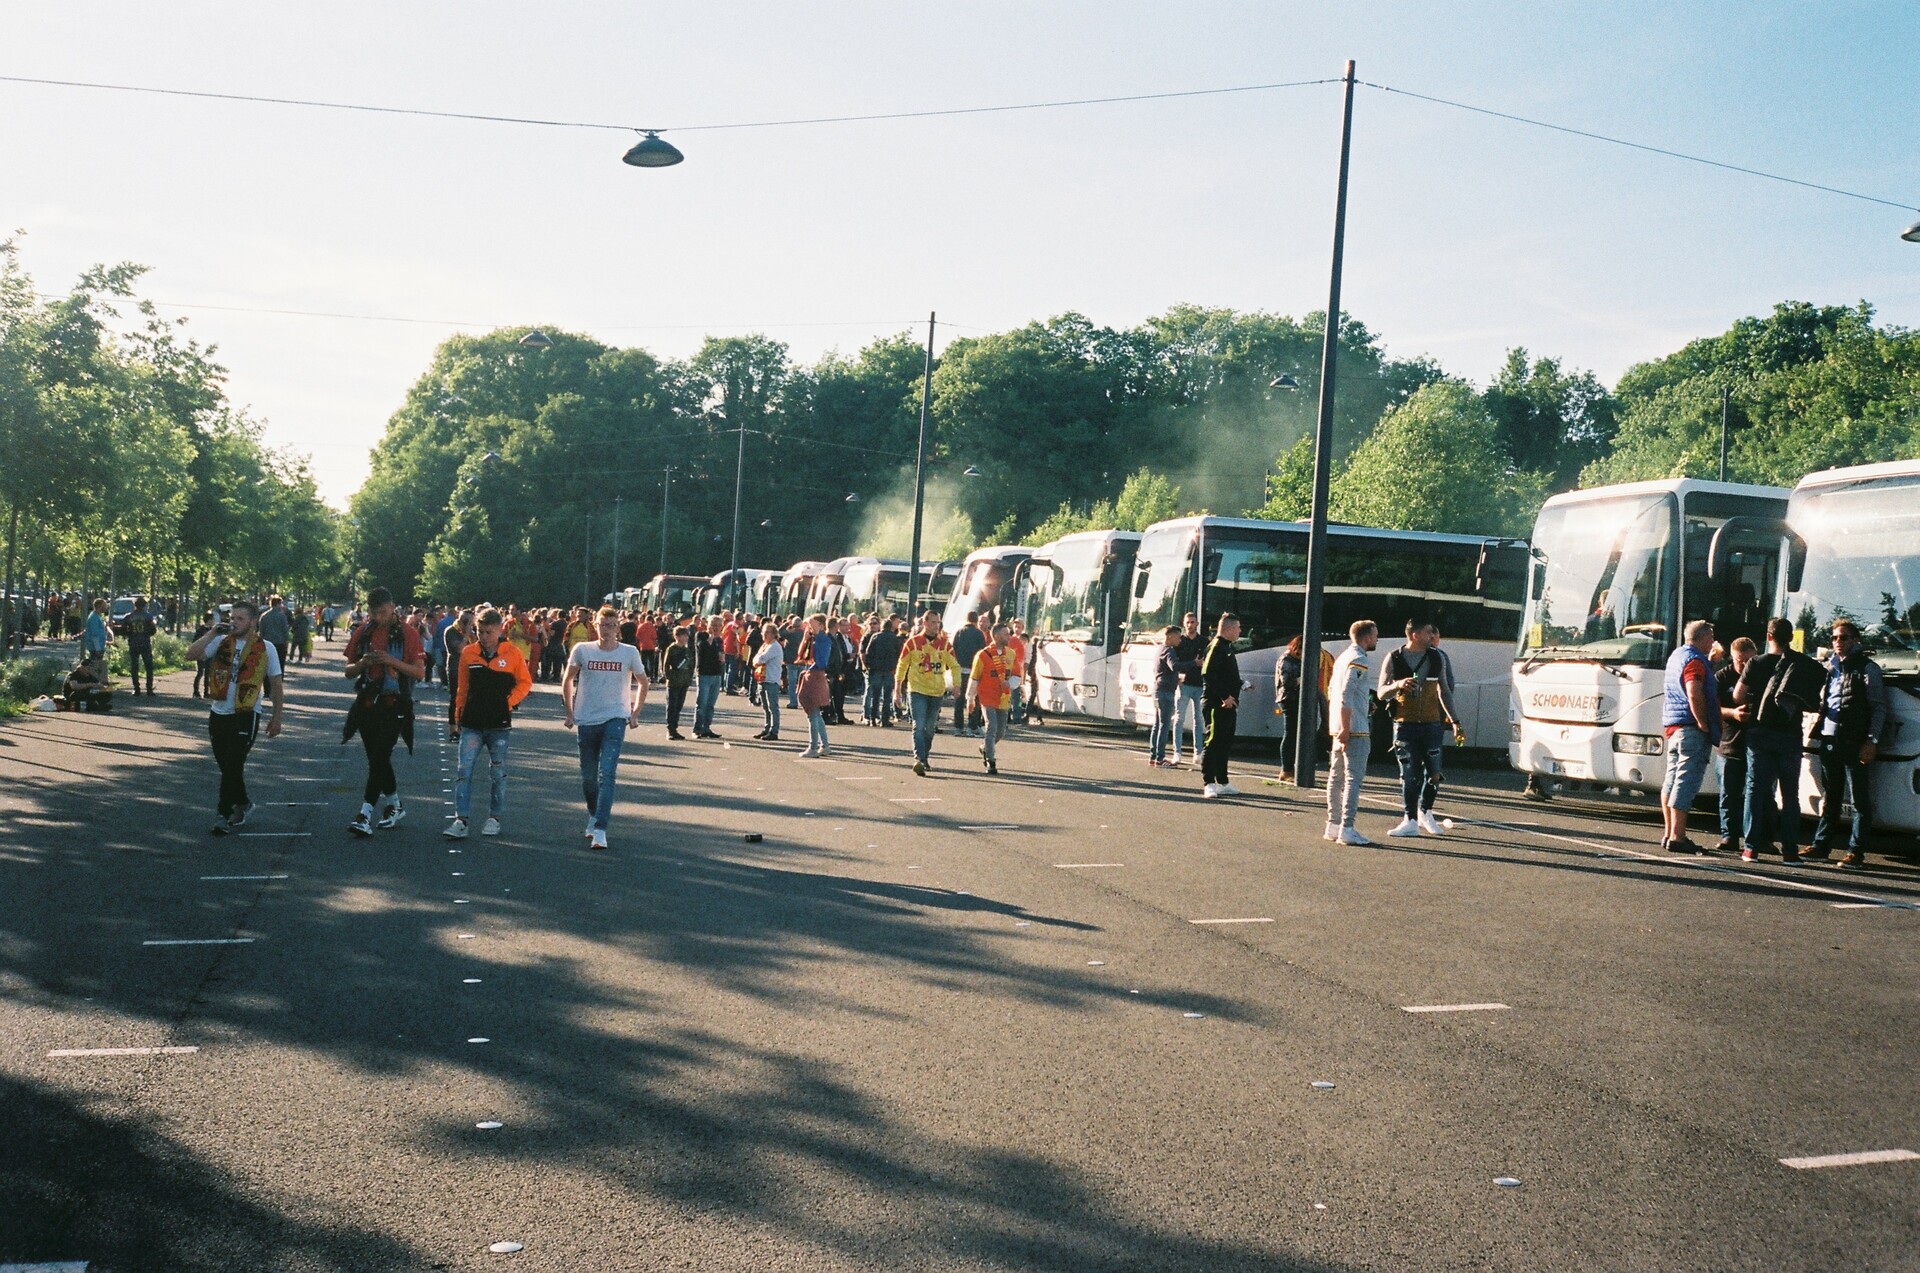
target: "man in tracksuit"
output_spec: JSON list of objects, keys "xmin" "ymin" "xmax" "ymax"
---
[
  {"xmin": 1199, "ymin": 613, "xmax": 1243, "ymax": 798},
  {"xmin": 447, "ymin": 607, "xmax": 533, "ymax": 839},
  {"xmin": 1808, "ymin": 618, "xmax": 1889, "ymax": 870},
  {"xmin": 1324, "ymin": 619, "xmax": 1380, "ymax": 845}
]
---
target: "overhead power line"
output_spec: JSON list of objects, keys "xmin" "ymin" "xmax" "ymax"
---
[{"xmin": 1360, "ymin": 81, "xmax": 1919, "ymax": 213}]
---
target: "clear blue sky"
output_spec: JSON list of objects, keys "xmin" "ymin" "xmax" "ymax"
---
[{"xmin": 7, "ymin": 1, "xmax": 1916, "ymax": 504}]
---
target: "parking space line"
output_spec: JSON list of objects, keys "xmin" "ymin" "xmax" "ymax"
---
[
  {"xmin": 48, "ymin": 1046, "xmax": 198, "ymax": 1057},
  {"xmin": 198, "ymin": 874, "xmax": 289, "ymax": 881},
  {"xmin": 1778, "ymin": 1148, "xmax": 1918, "ymax": 1170},
  {"xmin": 1056, "ymin": 863, "xmax": 1124, "ymax": 869},
  {"xmin": 1189, "ymin": 917, "xmax": 1274, "ymax": 925},
  {"xmin": 142, "ymin": 938, "xmax": 255, "ymax": 946},
  {"xmin": 1402, "ymin": 1002, "xmax": 1510, "ymax": 1014}
]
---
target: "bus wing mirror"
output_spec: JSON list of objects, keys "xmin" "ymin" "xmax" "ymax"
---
[
  {"xmin": 1476, "ymin": 538, "xmax": 1530, "ymax": 598},
  {"xmin": 1707, "ymin": 517, "xmax": 1804, "ymax": 589}
]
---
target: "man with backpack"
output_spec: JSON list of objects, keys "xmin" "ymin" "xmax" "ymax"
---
[
  {"xmin": 343, "ymin": 587, "xmax": 427, "ymax": 838},
  {"xmin": 1733, "ymin": 616, "xmax": 1824, "ymax": 863},
  {"xmin": 1380, "ymin": 619, "xmax": 1461, "ymax": 837}
]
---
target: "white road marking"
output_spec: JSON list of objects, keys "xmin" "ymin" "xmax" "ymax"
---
[
  {"xmin": 281, "ymin": 777, "xmax": 335, "ymax": 783},
  {"xmin": 1402, "ymin": 1002, "xmax": 1510, "ymax": 1014},
  {"xmin": 1830, "ymin": 902, "xmax": 1896, "ymax": 910},
  {"xmin": 235, "ymin": 832, "xmax": 311, "ymax": 838},
  {"xmin": 142, "ymin": 938, "xmax": 255, "ymax": 946},
  {"xmin": 1056, "ymin": 863, "xmax": 1124, "ymax": 869},
  {"xmin": 47, "ymin": 1046, "xmax": 197, "ymax": 1057},
  {"xmin": 963, "ymin": 824, "xmax": 1022, "ymax": 830},
  {"xmin": 890, "ymin": 797, "xmax": 942, "ymax": 803},
  {"xmin": 199, "ymin": 874, "xmax": 288, "ymax": 881},
  {"xmin": 1189, "ymin": 917, "xmax": 1274, "ymax": 925},
  {"xmin": 1778, "ymin": 1148, "xmax": 1918, "ymax": 1170},
  {"xmin": 835, "ymin": 776, "xmax": 884, "ymax": 781},
  {"xmin": 0, "ymin": 1262, "xmax": 92, "ymax": 1271},
  {"xmin": 280, "ymin": 802, "xmax": 327, "ymax": 806}
]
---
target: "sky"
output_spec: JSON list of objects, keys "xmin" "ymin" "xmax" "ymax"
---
[{"xmin": 6, "ymin": 1, "xmax": 1917, "ymax": 507}]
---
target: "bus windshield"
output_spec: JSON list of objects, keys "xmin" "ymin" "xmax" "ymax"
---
[
  {"xmin": 1127, "ymin": 526, "xmax": 1196, "ymax": 641},
  {"xmin": 1032, "ymin": 539, "xmax": 1107, "ymax": 642},
  {"xmin": 1520, "ymin": 493, "xmax": 1676, "ymax": 668},
  {"xmin": 1792, "ymin": 474, "xmax": 1920, "ymax": 674}
]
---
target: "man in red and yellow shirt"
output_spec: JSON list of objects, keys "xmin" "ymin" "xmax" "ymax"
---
[
  {"xmin": 896, "ymin": 611, "xmax": 961, "ymax": 777},
  {"xmin": 966, "ymin": 622, "xmax": 1019, "ymax": 775}
]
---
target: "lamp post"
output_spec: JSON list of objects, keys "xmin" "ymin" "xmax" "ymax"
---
[
  {"xmin": 658, "ymin": 464, "xmax": 678, "ymax": 576},
  {"xmin": 610, "ymin": 494, "xmax": 622, "ymax": 601},
  {"xmin": 1294, "ymin": 59, "xmax": 1357, "ymax": 792},
  {"xmin": 907, "ymin": 312, "xmax": 937, "ymax": 619}
]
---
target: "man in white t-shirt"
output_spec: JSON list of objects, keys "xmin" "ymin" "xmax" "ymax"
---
[
  {"xmin": 186, "ymin": 599, "xmax": 285, "ymax": 835},
  {"xmin": 561, "ymin": 605, "xmax": 649, "ymax": 851}
]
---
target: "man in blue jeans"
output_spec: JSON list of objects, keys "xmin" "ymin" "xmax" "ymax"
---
[
  {"xmin": 446, "ymin": 608, "xmax": 531, "ymax": 840},
  {"xmin": 1807, "ymin": 618, "xmax": 1888, "ymax": 870},
  {"xmin": 1736, "ymin": 617, "xmax": 1820, "ymax": 863},
  {"xmin": 1380, "ymin": 619, "xmax": 1458, "ymax": 837},
  {"xmin": 1659, "ymin": 619, "xmax": 1719, "ymax": 854},
  {"xmin": 562, "ymin": 606, "xmax": 648, "ymax": 851},
  {"xmin": 693, "ymin": 616, "xmax": 725, "ymax": 738}
]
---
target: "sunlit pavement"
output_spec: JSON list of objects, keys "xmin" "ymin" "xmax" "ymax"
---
[{"xmin": 3, "ymin": 648, "xmax": 1918, "ymax": 1271}]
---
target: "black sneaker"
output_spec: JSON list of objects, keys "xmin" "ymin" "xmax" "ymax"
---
[
  {"xmin": 913, "ymin": 760, "xmax": 928, "ymax": 777},
  {"xmin": 211, "ymin": 817, "xmax": 232, "ymax": 836},
  {"xmin": 1802, "ymin": 846, "xmax": 1832, "ymax": 862},
  {"xmin": 987, "ymin": 759, "xmax": 999, "ymax": 775},
  {"xmin": 1713, "ymin": 838, "xmax": 1739, "ymax": 855},
  {"xmin": 1837, "ymin": 852, "xmax": 1866, "ymax": 870}
]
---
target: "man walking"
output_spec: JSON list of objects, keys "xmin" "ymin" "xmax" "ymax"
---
[
  {"xmin": 896, "ymin": 612, "xmax": 960, "ymax": 777},
  {"xmin": 966, "ymin": 622, "xmax": 1018, "ymax": 775},
  {"xmin": 1657, "ymin": 619, "xmax": 1719, "ymax": 854},
  {"xmin": 446, "ymin": 607, "xmax": 532, "ymax": 840},
  {"xmin": 1324, "ymin": 620, "xmax": 1379, "ymax": 845},
  {"xmin": 257, "ymin": 595, "xmax": 293, "ymax": 673},
  {"xmin": 562, "ymin": 606, "xmax": 648, "ymax": 851},
  {"xmin": 1807, "ymin": 619, "xmax": 1888, "ymax": 869},
  {"xmin": 1380, "ymin": 620, "xmax": 1460, "ymax": 837},
  {"xmin": 122, "ymin": 596, "xmax": 159, "ymax": 696},
  {"xmin": 1735, "ymin": 617, "xmax": 1821, "ymax": 863},
  {"xmin": 185, "ymin": 600, "xmax": 284, "ymax": 834},
  {"xmin": 343, "ymin": 587, "xmax": 426, "ymax": 838},
  {"xmin": 1199, "ymin": 613, "xmax": 1243, "ymax": 797}
]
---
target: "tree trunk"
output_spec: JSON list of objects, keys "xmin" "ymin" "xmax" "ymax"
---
[{"xmin": 2, "ymin": 504, "xmax": 18, "ymax": 659}]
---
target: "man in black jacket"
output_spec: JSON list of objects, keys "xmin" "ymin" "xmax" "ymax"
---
[
  {"xmin": 661, "ymin": 626, "xmax": 695, "ymax": 740},
  {"xmin": 693, "ymin": 618, "xmax": 726, "ymax": 738},
  {"xmin": 1733, "ymin": 616, "xmax": 1822, "ymax": 863},
  {"xmin": 1200, "ymin": 613, "xmax": 1243, "ymax": 797},
  {"xmin": 952, "ymin": 612, "xmax": 988, "ymax": 736},
  {"xmin": 1806, "ymin": 618, "xmax": 1889, "ymax": 869},
  {"xmin": 862, "ymin": 618, "xmax": 903, "ymax": 726}
]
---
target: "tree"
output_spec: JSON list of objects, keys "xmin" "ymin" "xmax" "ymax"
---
[
  {"xmin": 1329, "ymin": 381, "xmax": 1548, "ymax": 537},
  {"xmin": 1482, "ymin": 347, "xmax": 1617, "ymax": 491}
]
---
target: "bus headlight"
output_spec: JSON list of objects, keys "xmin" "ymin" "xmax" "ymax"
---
[{"xmin": 1612, "ymin": 733, "xmax": 1664, "ymax": 756}]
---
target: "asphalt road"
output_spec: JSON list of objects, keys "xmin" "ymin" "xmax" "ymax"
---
[{"xmin": 2, "ymin": 640, "xmax": 1917, "ymax": 1272}]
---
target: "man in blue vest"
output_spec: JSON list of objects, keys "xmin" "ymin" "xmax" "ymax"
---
[
  {"xmin": 1807, "ymin": 618, "xmax": 1888, "ymax": 869},
  {"xmin": 1659, "ymin": 619, "xmax": 1719, "ymax": 854}
]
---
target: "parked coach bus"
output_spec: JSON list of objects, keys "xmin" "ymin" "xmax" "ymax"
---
[
  {"xmin": 1118, "ymin": 515, "xmax": 1526, "ymax": 746},
  {"xmin": 942, "ymin": 546, "xmax": 1032, "ymax": 636},
  {"xmin": 1019, "ymin": 529, "xmax": 1141, "ymax": 719},
  {"xmin": 808, "ymin": 557, "xmax": 948, "ymax": 622},
  {"xmin": 626, "ymin": 574, "xmax": 706, "ymax": 617},
  {"xmin": 1511, "ymin": 479, "xmax": 1790, "ymax": 794},
  {"xmin": 697, "ymin": 568, "xmax": 780, "ymax": 618}
]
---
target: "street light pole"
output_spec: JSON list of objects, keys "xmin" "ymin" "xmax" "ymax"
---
[
  {"xmin": 1719, "ymin": 386, "xmax": 1730, "ymax": 482},
  {"xmin": 728, "ymin": 409, "xmax": 746, "ymax": 603},
  {"xmin": 659, "ymin": 465, "xmax": 677, "ymax": 576},
  {"xmin": 908, "ymin": 311, "xmax": 936, "ymax": 619},
  {"xmin": 610, "ymin": 495, "xmax": 622, "ymax": 600},
  {"xmin": 1294, "ymin": 59, "xmax": 1357, "ymax": 792},
  {"xmin": 583, "ymin": 512, "xmax": 592, "ymax": 609}
]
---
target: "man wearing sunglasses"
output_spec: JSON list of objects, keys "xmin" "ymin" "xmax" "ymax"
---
[{"xmin": 1808, "ymin": 620, "xmax": 1888, "ymax": 869}]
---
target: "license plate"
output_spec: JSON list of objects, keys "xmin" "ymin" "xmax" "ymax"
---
[{"xmin": 1550, "ymin": 759, "xmax": 1589, "ymax": 778}]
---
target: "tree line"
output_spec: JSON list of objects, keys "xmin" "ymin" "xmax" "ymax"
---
[{"xmin": 0, "ymin": 243, "xmax": 343, "ymax": 646}]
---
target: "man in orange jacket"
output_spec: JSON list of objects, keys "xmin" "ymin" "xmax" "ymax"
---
[{"xmin": 448, "ymin": 607, "xmax": 533, "ymax": 839}]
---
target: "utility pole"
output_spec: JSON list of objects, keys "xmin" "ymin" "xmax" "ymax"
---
[
  {"xmin": 610, "ymin": 495, "xmax": 622, "ymax": 601},
  {"xmin": 1719, "ymin": 386, "xmax": 1731, "ymax": 482},
  {"xmin": 583, "ymin": 512, "xmax": 592, "ymax": 608},
  {"xmin": 1294, "ymin": 59, "xmax": 1357, "ymax": 792},
  {"xmin": 659, "ymin": 465, "xmax": 677, "ymax": 576},
  {"xmin": 907, "ymin": 311, "xmax": 936, "ymax": 619},
  {"xmin": 728, "ymin": 401, "xmax": 746, "ymax": 596}
]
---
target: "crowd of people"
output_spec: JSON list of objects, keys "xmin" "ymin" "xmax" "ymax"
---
[{"xmin": 127, "ymin": 583, "xmax": 1891, "ymax": 870}]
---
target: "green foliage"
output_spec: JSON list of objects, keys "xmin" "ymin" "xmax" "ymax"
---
[
  {"xmin": 1021, "ymin": 469, "xmax": 1185, "ymax": 544},
  {"xmin": 1327, "ymin": 381, "xmax": 1548, "ymax": 537},
  {"xmin": 1586, "ymin": 302, "xmax": 1920, "ymax": 487},
  {"xmin": 0, "ymin": 653, "xmax": 66, "ymax": 713},
  {"xmin": 1483, "ymin": 347, "xmax": 1618, "ymax": 491},
  {"xmin": 105, "ymin": 633, "xmax": 189, "ymax": 679}
]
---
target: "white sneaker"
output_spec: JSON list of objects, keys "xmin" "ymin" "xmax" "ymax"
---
[
  {"xmin": 1323, "ymin": 822, "xmax": 1340, "ymax": 841},
  {"xmin": 589, "ymin": 828, "xmax": 608, "ymax": 851},
  {"xmin": 1217, "ymin": 783, "xmax": 1242, "ymax": 796},
  {"xmin": 443, "ymin": 818, "xmax": 469, "ymax": 840},
  {"xmin": 1339, "ymin": 827, "xmax": 1373, "ymax": 846},
  {"xmin": 585, "ymin": 816, "xmax": 596, "ymax": 836},
  {"xmin": 1202, "ymin": 783, "xmax": 1222, "ymax": 799},
  {"xmin": 376, "ymin": 799, "xmax": 406, "ymax": 830},
  {"xmin": 481, "ymin": 817, "xmax": 501, "ymax": 837},
  {"xmin": 1416, "ymin": 810, "xmax": 1443, "ymax": 836},
  {"xmin": 1388, "ymin": 817, "xmax": 1421, "ymax": 837}
]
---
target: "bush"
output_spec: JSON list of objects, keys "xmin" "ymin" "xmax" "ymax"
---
[
  {"xmin": 0, "ymin": 654, "xmax": 69, "ymax": 714},
  {"xmin": 105, "ymin": 633, "xmax": 191, "ymax": 678}
]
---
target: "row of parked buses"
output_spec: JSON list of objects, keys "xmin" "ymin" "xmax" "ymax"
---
[{"xmin": 624, "ymin": 456, "xmax": 1920, "ymax": 836}]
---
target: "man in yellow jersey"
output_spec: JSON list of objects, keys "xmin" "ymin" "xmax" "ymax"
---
[{"xmin": 895, "ymin": 611, "xmax": 961, "ymax": 777}]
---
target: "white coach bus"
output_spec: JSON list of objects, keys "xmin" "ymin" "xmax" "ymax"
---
[
  {"xmin": 1118, "ymin": 515, "xmax": 1525, "ymax": 745},
  {"xmin": 1784, "ymin": 459, "xmax": 1920, "ymax": 834},
  {"xmin": 942, "ymin": 545, "xmax": 1033, "ymax": 635},
  {"xmin": 1512, "ymin": 479, "xmax": 1791, "ymax": 793},
  {"xmin": 1019, "ymin": 529, "xmax": 1142, "ymax": 719}
]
